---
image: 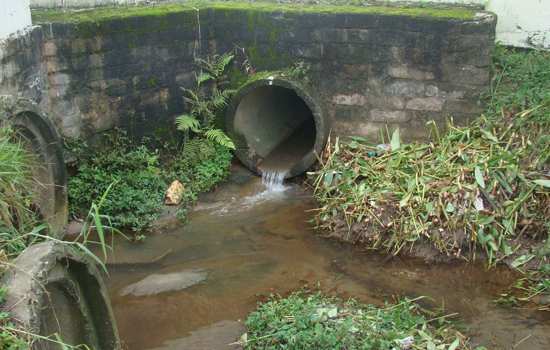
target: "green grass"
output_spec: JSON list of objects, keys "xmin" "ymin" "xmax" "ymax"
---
[
  {"xmin": 0, "ymin": 287, "xmax": 28, "ymax": 349},
  {"xmin": 0, "ymin": 127, "xmax": 42, "ymax": 259},
  {"xmin": 244, "ymin": 291, "xmax": 474, "ymax": 349},
  {"xmin": 31, "ymin": 0, "xmax": 477, "ymax": 24}
]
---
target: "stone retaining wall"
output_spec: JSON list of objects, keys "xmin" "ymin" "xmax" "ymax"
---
[{"xmin": 6, "ymin": 4, "xmax": 496, "ymax": 141}]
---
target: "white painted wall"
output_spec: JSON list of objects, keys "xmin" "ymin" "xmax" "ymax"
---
[
  {"xmin": 387, "ymin": 0, "xmax": 550, "ymax": 50},
  {"xmin": 487, "ymin": 0, "xmax": 550, "ymax": 49},
  {"xmin": 0, "ymin": 0, "xmax": 32, "ymax": 39},
  {"xmin": 25, "ymin": 0, "xmax": 550, "ymax": 49}
]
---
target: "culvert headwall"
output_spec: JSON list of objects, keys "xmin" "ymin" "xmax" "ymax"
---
[
  {"xmin": 2, "ymin": 4, "xmax": 496, "ymax": 174},
  {"xmin": 226, "ymin": 78, "xmax": 326, "ymax": 177}
]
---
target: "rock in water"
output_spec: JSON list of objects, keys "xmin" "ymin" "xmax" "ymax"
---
[
  {"xmin": 120, "ymin": 269, "xmax": 207, "ymax": 297},
  {"xmin": 165, "ymin": 180, "xmax": 185, "ymax": 205}
]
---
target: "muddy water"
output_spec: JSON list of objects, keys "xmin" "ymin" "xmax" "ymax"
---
[{"xmin": 104, "ymin": 168, "xmax": 550, "ymax": 350}]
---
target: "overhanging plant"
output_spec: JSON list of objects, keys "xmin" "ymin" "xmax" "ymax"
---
[{"xmin": 176, "ymin": 53, "xmax": 236, "ymax": 149}]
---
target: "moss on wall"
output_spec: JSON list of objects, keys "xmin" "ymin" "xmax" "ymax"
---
[{"xmin": 32, "ymin": 1, "xmax": 477, "ymax": 25}]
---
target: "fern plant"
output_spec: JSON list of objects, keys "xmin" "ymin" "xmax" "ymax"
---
[{"xmin": 176, "ymin": 53, "xmax": 236, "ymax": 149}]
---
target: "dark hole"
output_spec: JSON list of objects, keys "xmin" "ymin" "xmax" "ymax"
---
[{"xmin": 233, "ymin": 85, "xmax": 316, "ymax": 173}]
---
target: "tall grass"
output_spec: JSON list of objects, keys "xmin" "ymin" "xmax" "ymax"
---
[
  {"xmin": 0, "ymin": 127, "xmax": 43, "ymax": 258},
  {"xmin": 310, "ymin": 47, "xmax": 549, "ymax": 265},
  {"xmin": 1, "ymin": 127, "xmax": 117, "ymax": 347}
]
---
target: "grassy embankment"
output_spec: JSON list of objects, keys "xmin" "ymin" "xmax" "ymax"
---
[{"xmin": 310, "ymin": 47, "xmax": 550, "ymax": 306}]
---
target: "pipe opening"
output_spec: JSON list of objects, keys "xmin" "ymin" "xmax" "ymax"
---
[{"xmin": 228, "ymin": 81, "xmax": 324, "ymax": 178}]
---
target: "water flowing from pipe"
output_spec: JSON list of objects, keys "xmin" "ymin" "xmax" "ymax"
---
[{"xmin": 261, "ymin": 169, "xmax": 288, "ymax": 192}]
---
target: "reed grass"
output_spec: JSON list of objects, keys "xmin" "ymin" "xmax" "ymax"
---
[{"xmin": 310, "ymin": 47, "xmax": 549, "ymax": 268}]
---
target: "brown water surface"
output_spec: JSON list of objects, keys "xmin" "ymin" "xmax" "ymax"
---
[{"xmin": 104, "ymin": 168, "xmax": 550, "ymax": 350}]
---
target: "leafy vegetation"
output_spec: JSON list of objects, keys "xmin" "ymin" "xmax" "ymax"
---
[
  {"xmin": 68, "ymin": 131, "xmax": 166, "ymax": 232},
  {"xmin": 0, "ymin": 287, "xmax": 28, "ymax": 349},
  {"xmin": 68, "ymin": 56, "xmax": 237, "ymax": 232},
  {"xmin": 68, "ymin": 128, "xmax": 233, "ymax": 230},
  {"xmin": 176, "ymin": 53, "xmax": 236, "ymax": 150},
  {"xmin": 243, "ymin": 291, "xmax": 474, "ymax": 350},
  {"xmin": 310, "ymin": 47, "xmax": 549, "ymax": 304}
]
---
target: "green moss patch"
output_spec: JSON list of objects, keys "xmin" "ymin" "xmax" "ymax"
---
[{"xmin": 32, "ymin": 1, "xmax": 477, "ymax": 24}]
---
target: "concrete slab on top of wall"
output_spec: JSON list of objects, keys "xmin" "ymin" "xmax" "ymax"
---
[
  {"xmin": 28, "ymin": 0, "xmax": 550, "ymax": 50},
  {"xmin": 384, "ymin": 0, "xmax": 550, "ymax": 50}
]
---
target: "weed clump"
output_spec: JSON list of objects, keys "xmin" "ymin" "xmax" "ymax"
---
[
  {"xmin": 310, "ymin": 48, "xmax": 549, "ymax": 272},
  {"xmin": 0, "ymin": 128, "xmax": 44, "ymax": 259},
  {"xmin": 243, "ymin": 291, "xmax": 472, "ymax": 349},
  {"xmin": 68, "ymin": 132, "xmax": 166, "ymax": 232},
  {"xmin": 68, "ymin": 130, "xmax": 232, "ymax": 231}
]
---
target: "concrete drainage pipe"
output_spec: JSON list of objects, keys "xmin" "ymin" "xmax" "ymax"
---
[
  {"xmin": 225, "ymin": 78, "xmax": 327, "ymax": 178},
  {"xmin": 0, "ymin": 96, "xmax": 68, "ymax": 236}
]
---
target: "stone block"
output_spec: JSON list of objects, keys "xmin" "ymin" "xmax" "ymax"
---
[
  {"xmin": 89, "ymin": 53, "xmax": 104, "ymax": 68},
  {"xmin": 445, "ymin": 99, "xmax": 484, "ymax": 115},
  {"xmin": 388, "ymin": 65, "xmax": 435, "ymax": 81},
  {"xmin": 49, "ymin": 73, "xmax": 70, "ymax": 87},
  {"xmin": 368, "ymin": 95, "xmax": 406, "ymax": 110},
  {"xmin": 384, "ymin": 80, "xmax": 426, "ymax": 97},
  {"xmin": 425, "ymin": 85, "xmax": 440, "ymax": 97},
  {"xmin": 369, "ymin": 109, "xmax": 410, "ymax": 122},
  {"xmin": 42, "ymin": 41, "xmax": 57, "ymax": 57},
  {"xmin": 442, "ymin": 63, "xmax": 490, "ymax": 85},
  {"xmin": 406, "ymin": 97, "xmax": 445, "ymax": 112},
  {"xmin": 332, "ymin": 93, "xmax": 368, "ymax": 106}
]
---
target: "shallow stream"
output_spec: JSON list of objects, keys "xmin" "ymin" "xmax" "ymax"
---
[{"xmin": 104, "ymin": 167, "xmax": 550, "ymax": 350}]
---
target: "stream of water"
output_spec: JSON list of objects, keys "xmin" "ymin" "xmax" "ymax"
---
[{"xmin": 103, "ymin": 167, "xmax": 550, "ymax": 350}]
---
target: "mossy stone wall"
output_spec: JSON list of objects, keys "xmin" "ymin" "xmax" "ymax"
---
[{"xmin": 7, "ymin": 3, "xmax": 496, "ymax": 140}]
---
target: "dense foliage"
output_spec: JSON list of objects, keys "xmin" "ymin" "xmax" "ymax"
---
[
  {"xmin": 68, "ymin": 132, "xmax": 166, "ymax": 232},
  {"xmin": 244, "ymin": 292, "xmax": 473, "ymax": 350},
  {"xmin": 68, "ymin": 131, "xmax": 232, "ymax": 231}
]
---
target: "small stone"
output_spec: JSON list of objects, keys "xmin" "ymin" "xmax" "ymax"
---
[
  {"xmin": 165, "ymin": 180, "xmax": 185, "ymax": 205},
  {"xmin": 120, "ymin": 269, "xmax": 207, "ymax": 297}
]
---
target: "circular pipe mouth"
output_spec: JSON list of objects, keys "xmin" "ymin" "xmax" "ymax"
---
[
  {"xmin": 1, "ymin": 97, "xmax": 67, "ymax": 236},
  {"xmin": 225, "ymin": 78, "xmax": 326, "ymax": 178}
]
